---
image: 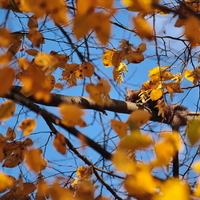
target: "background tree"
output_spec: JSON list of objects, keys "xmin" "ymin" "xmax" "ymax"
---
[{"xmin": 0, "ymin": 0, "xmax": 200, "ymax": 199}]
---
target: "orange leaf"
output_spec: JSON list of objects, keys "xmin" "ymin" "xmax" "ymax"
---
[
  {"xmin": 53, "ymin": 132, "xmax": 67, "ymax": 155},
  {"xmin": 0, "ymin": 67, "xmax": 15, "ymax": 96},
  {"xmin": 81, "ymin": 62, "xmax": 95, "ymax": 77},
  {"xmin": 0, "ymin": 100, "xmax": 15, "ymax": 121},
  {"xmin": 25, "ymin": 148, "xmax": 47, "ymax": 173},
  {"xmin": 18, "ymin": 118, "xmax": 36, "ymax": 136}
]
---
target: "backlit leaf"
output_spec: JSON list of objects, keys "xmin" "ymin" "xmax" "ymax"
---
[
  {"xmin": 27, "ymin": 15, "xmax": 38, "ymax": 29},
  {"xmin": 187, "ymin": 119, "xmax": 200, "ymax": 145},
  {"xmin": 0, "ymin": 172, "xmax": 15, "ymax": 193},
  {"xmin": 119, "ymin": 131, "xmax": 152, "ymax": 150},
  {"xmin": 127, "ymin": 110, "xmax": 151, "ymax": 127},
  {"xmin": 59, "ymin": 103, "xmax": 86, "ymax": 127},
  {"xmin": 25, "ymin": 49, "xmax": 39, "ymax": 56},
  {"xmin": 102, "ymin": 49, "xmax": 123, "ymax": 67},
  {"xmin": 25, "ymin": 148, "xmax": 47, "ymax": 173},
  {"xmin": 81, "ymin": 62, "xmax": 94, "ymax": 77},
  {"xmin": 0, "ymin": 100, "xmax": 15, "ymax": 121},
  {"xmin": 110, "ymin": 119, "xmax": 127, "ymax": 139},
  {"xmin": 53, "ymin": 132, "xmax": 67, "ymax": 155},
  {"xmin": 18, "ymin": 118, "xmax": 36, "ymax": 136},
  {"xmin": 7, "ymin": 40, "xmax": 22, "ymax": 56},
  {"xmin": 76, "ymin": 166, "xmax": 93, "ymax": 180},
  {"xmin": 192, "ymin": 160, "xmax": 200, "ymax": 173},
  {"xmin": 152, "ymin": 178, "xmax": 190, "ymax": 200},
  {"xmin": 133, "ymin": 15, "xmax": 153, "ymax": 40},
  {"xmin": 150, "ymin": 88, "xmax": 163, "ymax": 101},
  {"xmin": 112, "ymin": 148, "xmax": 135, "ymax": 173},
  {"xmin": 0, "ymin": 28, "xmax": 13, "ymax": 47},
  {"xmin": 6, "ymin": 127, "xmax": 16, "ymax": 141}
]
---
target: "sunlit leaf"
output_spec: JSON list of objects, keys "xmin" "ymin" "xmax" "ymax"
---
[
  {"xmin": 0, "ymin": 172, "xmax": 15, "ymax": 193},
  {"xmin": 25, "ymin": 148, "xmax": 47, "ymax": 173},
  {"xmin": 127, "ymin": 110, "xmax": 151, "ymax": 127},
  {"xmin": 119, "ymin": 131, "xmax": 152, "ymax": 150},
  {"xmin": 124, "ymin": 164, "xmax": 157, "ymax": 198},
  {"xmin": 76, "ymin": 166, "xmax": 93, "ymax": 180},
  {"xmin": 110, "ymin": 119, "xmax": 127, "ymax": 139},
  {"xmin": 112, "ymin": 148, "xmax": 135, "ymax": 173},
  {"xmin": 0, "ymin": 100, "xmax": 15, "ymax": 121},
  {"xmin": 187, "ymin": 119, "xmax": 200, "ymax": 145},
  {"xmin": 192, "ymin": 160, "xmax": 200, "ymax": 174},
  {"xmin": 81, "ymin": 62, "xmax": 95, "ymax": 77},
  {"xmin": 152, "ymin": 178, "xmax": 190, "ymax": 200},
  {"xmin": 102, "ymin": 49, "xmax": 123, "ymax": 67},
  {"xmin": 18, "ymin": 118, "xmax": 36, "ymax": 136},
  {"xmin": 59, "ymin": 103, "xmax": 86, "ymax": 127},
  {"xmin": 150, "ymin": 88, "xmax": 163, "ymax": 101},
  {"xmin": 17, "ymin": 58, "xmax": 30, "ymax": 71},
  {"xmin": 53, "ymin": 132, "xmax": 67, "ymax": 155},
  {"xmin": 133, "ymin": 15, "xmax": 153, "ymax": 40}
]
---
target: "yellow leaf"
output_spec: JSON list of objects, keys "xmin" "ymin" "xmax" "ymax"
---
[
  {"xmin": 0, "ymin": 67, "xmax": 15, "ymax": 96},
  {"xmin": 59, "ymin": 103, "xmax": 86, "ymax": 127},
  {"xmin": 0, "ymin": 28, "xmax": 13, "ymax": 47},
  {"xmin": 124, "ymin": 164, "xmax": 157, "ymax": 198},
  {"xmin": 17, "ymin": 58, "xmax": 30, "ymax": 71},
  {"xmin": 148, "ymin": 66, "xmax": 171, "ymax": 78},
  {"xmin": 85, "ymin": 79, "xmax": 111, "ymax": 105},
  {"xmin": 127, "ymin": 110, "xmax": 151, "ymax": 127},
  {"xmin": 192, "ymin": 160, "xmax": 200, "ymax": 173},
  {"xmin": 25, "ymin": 148, "xmax": 47, "ymax": 173},
  {"xmin": 81, "ymin": 62, "xmax": 95, "ymax": 77},
  {"xmin": 110, "ymin": 119, "xmax": 127, "ymax": 139},
  {"xmin": 133, "ymin": 15, "xmax": 153, "ymax": 40},
  {"xmin": 76, "ymin": 166, "xmax": 93, "ymax": 180},
  {"xmin": 0, "ymin": 100, "xmax": 15, "ymax": 121},
  {"xmin": 112, "ymin": 148, "xmax": 135, "ymax": 173},
  {"xmin": 53, "ymin": 132, "xmax": 67, "ymax": 155},
  {"xmin": 0, "ymin": 172, "xmax": 15, "ymax": 193},
  {"xmin": 187, "ymin": 119, "xmax": 200, "ymax": 145},
  {"xmin": 18, "ymin": 118, "xmax": 36, "ymax": 136},
  {"xmin": 119, "ymin": 131, "xmax": 152, "ymax": 150},
  {"xmin": 194, "ymin": 178, "xmax": 200, "ymax": 197},
  {"xmin": 102, "ymin": 49, "xmax": 123, "ymax": 67},
  {"xmin": 150, "ymin": 88, "xmax": 163, "ymax": 101},
  {"xmin": 152, "ymin": 178, "xmax": 190, "ymax": 200}
]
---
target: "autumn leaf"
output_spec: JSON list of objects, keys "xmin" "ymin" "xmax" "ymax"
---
[
  {"xmin": 25, "ymin": 49, "xmax": 39, "ymax": 56},
  {"xmin": 133, "ymin": 15, "xmax": 153, "ymax": 40},
  {"xmin": 18, "ymin": 118, "xmax": 36, "ymax": 136},
  {"xmin": 127, "ymin": 110, "xmax": 151, "ymax": 127},
  {"xmin": 187, "ymin": 119, "xmax": 200, "ymax": 145},
  {"xmin": 6, "ymin": 127, "xmax": 16, "ymax": 141},
  {"xmin": 152, "ymin": 178, "xmax": 190, "ymax": 200},
  {"xmin": 7, "ymin": 40, "xmax": 22, "ymax": 56},
  {"xmin": 119, "ymin": 131, "xmax": 152, "ymax": 150},
  {"xmin": 27, "ymin": 15, "xmax": 38, "ymax": 29},
  {"xmin": 0, "ymin": 67, "xmax": 15, "ymax": 96},
  {"xmin": 53, "ymin": 132, "xmax": 67, "ymax": 155},
  {"xmin": 0, "ymin": 100, "xmax": 15, "ymax": 121},
  {"xmin": 102, "ymin": 49, "xmax": 123, "ymax": 67},
  {"xmin": 25, "ymin": 148, "xmax": 47, "ymax": 173},
  {"xmin": 0, "ymin": 28, "xmax": 13, "ymax": 47},
  {"xmin": 0, "ymin": 172, "xmax": 15, "ymax": 193},
  {"xmin": 59, "ymin": 103, "xmax": 86, "ymax": 127},
  {"xmin": 81, "ymin": 62, "xmax": 95, "ymax": 77},
  {"xmin": 112, "ymin": 148, "xmax": 135, "ymax": 173},
  {"xmin": 150, "ymin": 88, "xmax": 163, "ymax": 101},
  {"xmin": 76, "ymin": 166, "xmax": 93, "ymax": 180},
  {"xmin": 110, "ymin": 119, "xmax": 127, "ymax": 139}
]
